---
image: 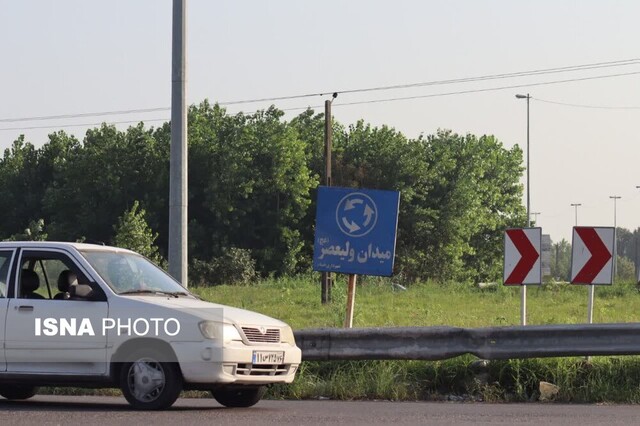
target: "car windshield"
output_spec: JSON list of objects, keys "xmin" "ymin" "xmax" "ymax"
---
[{"xmin": 80, "ymin": 250, "xmax": 189, "ymax": 295}]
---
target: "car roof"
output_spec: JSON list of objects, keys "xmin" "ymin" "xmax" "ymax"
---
[{"xmin": 0, "ymin": 241, "xmax": 136, "ymax": 254}]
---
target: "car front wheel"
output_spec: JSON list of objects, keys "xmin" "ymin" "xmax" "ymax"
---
[
  {"xmin": 0, "ymin": 385, "xmax": 38, "ymax": 400},
  {"xmin": 212, "ymin": 385, "xmax": 266, "ymax": 408},
  {"xmin": 118, "ymin": 351, "xmax": 182, "ymax": 410}
]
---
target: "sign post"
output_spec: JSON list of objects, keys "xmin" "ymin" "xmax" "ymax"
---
[
  {"xmin": 503, "ymin": 228, "xmax": 542, "ymax": 325},
  {"xmin": 570, "ymin": 226, "xmax": 615, "ymax": 324},
  {"xmin": 344, "ymin": 274, "xmax": 357, "ymax": 328},
  {"xmin": 313, "ymin": 186, "xmax": 400, "ymax": 328}
]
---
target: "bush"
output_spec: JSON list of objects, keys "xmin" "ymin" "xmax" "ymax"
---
[
  {"xmin": 190, "ymin": 248, "xmax": 257, "ymax": 286},
  {"xmin": 616, "ymin": 255, "xmax": 635, "ymax": 281}
]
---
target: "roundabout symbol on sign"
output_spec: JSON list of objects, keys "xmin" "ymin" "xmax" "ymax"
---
[{"xmin": 335, "ymin": 192, "xmax": 378, "ymax": 237}]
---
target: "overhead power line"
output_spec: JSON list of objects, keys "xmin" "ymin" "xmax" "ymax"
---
[
  {"xmin": 263, "ymin": 70, "xmax": 640, "ymax": 111},
  {"xmin": 533, "ymin": 97, "xmax": 640, "ymax": 110},
  {"xmin": 0, "ymin": 107, "xmax": 169, "ymax": 124},
  {"xmin": 2, "ymin": 70, "xmax": 639, "ymax": 133},
  {"xmin": 329, "ymin": 58, "xmax": 640, "ymax": 96},
  {"xmin": 0, "ymin": 118, "xmax": 169, "ymax": 132},
  {"xmin": 1, "ymin": 57, "xmax": 640, "ymax": 124}
]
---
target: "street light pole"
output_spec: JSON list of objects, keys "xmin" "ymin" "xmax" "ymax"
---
[
  {"xmin": 516, "ymin": 93, "xmax": 531, "ymax": 326},
  {"xmin": 610, "ymin": 195, "xmax": 621, "ymax": 282},
  {"xmin": 570, "ymin": 203, "xmax": 582, "ymax": 226},
  {"xmin": 531, "ymin": 212, "xmax": 541, "ymax": 224},
  {"xmin": 570, "ymin": 202, "xmax": 584, "ymax": 330},
  {"xmin": 636, "ymin": 186, "xmax": 640, "ymax": 280}
]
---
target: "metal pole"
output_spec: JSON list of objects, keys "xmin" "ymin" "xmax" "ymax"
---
[
  {"xmin": 169, "ymin": 0, "xmax": 188, "ymax": 286},
  {"xmin": 636, "ymin": 187, "xmax": 640, "ymax": 282},
  {"xmin": 526, "ymin": 94, "xmax": 530, "ymax": 229},
  {"xmin": 610, "ymin": 196, "xmax": 621, "ymax": 282},
  {"xmin": 321, "ymin": 99, "xmax": 333, "ymax": 304},
  {"xmin": 587, "ymin": 283, "xmax": 595, "ymax": 324},
  {"xmin": 571, "ymin": 203, "xmax": 581, "ymax": 227},
  {"xmin": 531, "ymin": 212, "xmax": 541, "ymax": 224},
  {"xmin": 555, "ymin": 243, "xmax": 560, "ymax": 279},
  {"xmin": 522, "ymin": 94, "xmax": 529, "ymax": 326},
  {"xmin": 515, "ymin": 93, "xmax": 531, "ymax": 326}
]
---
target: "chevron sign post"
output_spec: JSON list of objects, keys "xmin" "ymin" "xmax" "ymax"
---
[
  {"xmin": 570, "ymin": 227, "xmax": 614, "ymax": 285},
  {"xmin": 503, "ymin": 228, "xmax": 542, "ymax": 285}
]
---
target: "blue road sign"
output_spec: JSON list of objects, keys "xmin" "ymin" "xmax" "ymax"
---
[{"xmin": 313, "ymin": 186, "xmax": 400, "ymax": 276}]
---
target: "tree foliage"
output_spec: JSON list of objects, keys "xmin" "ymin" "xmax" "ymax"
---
[
  {"xmin": 5, "ymin": 218, "xmax": 48, "ymax": 241},
  {"xmin": 550, "ymin": 239, "xmax": 572, "ymax": 281},
  {"xmin": 0, "ymin": 102, "xmax": 526, "ymax": 283},
  {"xmin": 112, "ymin": 201, "xmax": 164, "ymax": 266}
]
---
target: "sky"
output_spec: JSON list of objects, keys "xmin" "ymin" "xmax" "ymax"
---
[{"xmin": 2, "ymin": 0, "xmax": 640, "ymax": 244}]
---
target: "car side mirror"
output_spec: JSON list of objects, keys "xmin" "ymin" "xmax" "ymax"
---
[{"xmin": 69, "ymin": 284, "xmax": 94, "ymax": 300}]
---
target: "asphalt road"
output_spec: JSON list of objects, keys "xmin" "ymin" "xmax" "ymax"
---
[{"xmin": 1, "ymin": 396, "xmax": 640, "ymax": 425}]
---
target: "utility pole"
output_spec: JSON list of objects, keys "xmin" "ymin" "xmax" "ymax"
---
[
  {"xmin": 169, "ymin": 0, "xmax": 188, "ymax": 286},
  {"xmin": 321, "ymin": 94, "xmax": 337, "ymax": 303}
]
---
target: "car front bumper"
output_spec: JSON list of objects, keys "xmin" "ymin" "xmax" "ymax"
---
[{"xmin": 172, "ymin": 340, "xmax": 301, "ymax": 385}]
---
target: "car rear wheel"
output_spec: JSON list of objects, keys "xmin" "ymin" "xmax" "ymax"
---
[
  {"xmin": 212, "ymin": 385, "xmax": 266, "ymax": 408},
  {"xmin": 118, "ymin": 350, "xmax": 182, "ymax": 410},
  {"xmin": 0, "ymin": 385, "xmax": 38, "ymax": 400}
]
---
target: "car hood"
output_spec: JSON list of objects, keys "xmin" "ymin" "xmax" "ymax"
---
[{"xmin": 117, "ymin": 295, "xmax": 288, "ymax": 328}]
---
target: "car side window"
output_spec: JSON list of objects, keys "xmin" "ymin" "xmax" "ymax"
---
[
  {"xmin": 19, "ymin": 252, "xmax": 88, "ymax": 300},
  {"xmin": 0, "ymin": 250, "xmax": 13, "ymax": 298}
]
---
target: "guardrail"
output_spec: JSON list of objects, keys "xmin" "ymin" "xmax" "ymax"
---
[{"xmin": 294, "ymin": 324, "xmax": 640, "ymax": 361}]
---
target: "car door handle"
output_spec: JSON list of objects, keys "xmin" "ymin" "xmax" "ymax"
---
[{"xmin": 17, "ymin": 305, "xmax": 34, "ymax": 311}]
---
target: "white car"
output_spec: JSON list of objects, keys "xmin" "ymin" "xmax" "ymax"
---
[{"xmin": 0, "ymin": 241, "xmax": 301, "ymax": 410}]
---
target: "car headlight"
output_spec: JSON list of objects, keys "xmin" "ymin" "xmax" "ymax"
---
[
  {"xmin": 280, "ymin": 326, "xmax": 296, "ymax": 345},
  {"xmin": 199, "ymin": 321, "xmax": 242, "ymax": 342},
  {"xmin": 223, "ymin": 324, "xmax": 243, "ymax": 342}
]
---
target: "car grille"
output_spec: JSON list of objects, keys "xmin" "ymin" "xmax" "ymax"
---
[
  {"xmin": 236, "ymin": 363, "xmax": 289, "ymax": 376},
  {"xmin": 241, "ymin": 327, "xmax": 280, "ymax": 343}
]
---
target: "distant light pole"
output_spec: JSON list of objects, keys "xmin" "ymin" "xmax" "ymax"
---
[
  {"xmin": 610, "ymin": 195, "xmax": 621, "ymax": 282},
  {"xmin": 570, "ymin": 203, "xmax": 581, "ymax": 226},
  {"xmin": 636, "ymin": 186, "xmax": 640, "ymax": 280},
  {"xmin": 531, "ymin": 211, "xmax": 541, "ymax": 224},
  {"xmin": 516, "ymin": 93, "xmax": 531, "ymax": 326},
  {"xmin": 516, "ymin": 94, "xmax": 531, "ymax": 227}
]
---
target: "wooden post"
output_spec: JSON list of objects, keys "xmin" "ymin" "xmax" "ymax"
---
[{"xmin": 344, "ymin": 274, "xmax": 357, "ymax": 328}]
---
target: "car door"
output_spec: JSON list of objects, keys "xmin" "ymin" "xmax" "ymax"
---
[
  {"xmin": 0, "ymin": 249, "xmax": 17, "ymax": 372},
  {"xmin": 4, "ymin": 249, "xmax": 109, "ymax": 375}
]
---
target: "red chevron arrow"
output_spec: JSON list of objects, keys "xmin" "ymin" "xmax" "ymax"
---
[
  {"xmin": 505, "ymin": 229, "xmax": 539, "ymax": 284},
  {"xmin": 572, "ymin": 227, "xmax": 612, "ymax": 284}
]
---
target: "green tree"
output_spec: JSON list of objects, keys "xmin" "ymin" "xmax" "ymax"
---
[
  {"xmin": 44, "ymin": 123, "xmax": 167, "ymax": 244},
  {"xmin": 0, "ymin": 136, "xmax": 41, "ymax": 239},
  {"xmin": 187, "ymin": 102, "xmax": 315, "ymax": 275},
  {"xmin": 616, "ymin": 255, "xmax": 635, "ymax": 281},
  {"xmin": 0, "ymin": 101, "xmax": 529, "ymax": 282},
  {"xmin": 5, "ymin": 219, "xmax": 48, "ymax": 241},
  {"xmin": 550, "ymin": 239, "xmax": 571, "ymax": 281},
  {"xmin": 112, "ymin": 201, "xmax": 164, "ymax": 266}
]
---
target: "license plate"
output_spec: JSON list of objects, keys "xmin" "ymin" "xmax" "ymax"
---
[{"xmin": 252, "ymin": 350, "xmax": 284, "ymax": 365}]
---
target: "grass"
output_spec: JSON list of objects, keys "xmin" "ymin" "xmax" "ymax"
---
[
  {"xmin": 190, "ymin": 275, "xmax": 640, "ymax": 403},
  {"xmin": 191, "ymin": 274, "xmax": 640, "ymax": 328},
  {"xmin": 41, "ymin": 276, "xmax": 640, "ymax": 402}
]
